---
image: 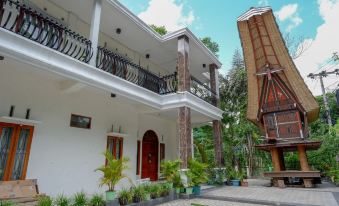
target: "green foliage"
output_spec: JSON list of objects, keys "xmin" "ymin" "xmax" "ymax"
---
[
  {"xmin": 187, "ymin": 159, "xmax": 208, "ymax": 186},
  {"xmin": 200, "ymin": 37, "xmax": 219, "ymax": 57},
  {"xmin": 55, "ymin": 195, "xmax": 70, "ymax": 206},
  {"xmin": 89, "ymin": 194, "xmax": 105, "ymax": 206},
  {"xmin": 72, "ymin": 192, "xmax": 87, "ymax": 206},
  {"xmin": 95, "ymin": 151, "xmax": 131, "ymax": 191},
  {"xmin": 148, "ymin": 183, "xmax": 161, "ymax": 199},
  {"xmin": 131, "ymin": 185, "xmax": 146, "ymax": 202},
  {"xmin": 150, "ymin": 25, "xmax": 167, "ymax": 36},
  {"xmin": 0, "ymin": 200, "xmax": 15, "ymax": 206},
  {"xmin": 160, "ymin": 160, "xmax": 181, "ymax": 183},
  {"xmin": 159, "ymin": 183, "xmax": 171, "ymax": 197},
  {"xmin": 37, "ymin": 196, "xmax": 53, "ymax": 206},
  {"xmin": 118, "ymin": 189, "xmax": 132, "ymax": 205},
  {"xmin": 227, "ymin": 169, "xmax": 245, "ymax": 181}
]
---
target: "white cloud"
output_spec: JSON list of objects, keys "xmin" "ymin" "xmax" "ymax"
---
[
  {"xmin": 258, "ymin": 0, "xmax": 269, "ymax": 6},
  {"xmin": 138, "ymin": 0, "xmax": 195, "ymax": 32},
  {"xmin": 275, "ymin": 4, "xmax": 303, "ymax": 32},
  {"xmin": 294, "ymin": 0, "xmax": 339, "ymax": 96}
]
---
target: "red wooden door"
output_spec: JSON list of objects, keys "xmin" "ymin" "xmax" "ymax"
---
[{"xmin": 141, "ymin": 131, "xmax": 158, "ymax": 181}]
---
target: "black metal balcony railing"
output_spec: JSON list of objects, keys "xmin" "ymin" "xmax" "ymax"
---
[
  {"xmin": 0, "ymin": 0, "xmax": 217, "ymax": 105},
  {"xmin": 0, "ymin": 0, "xmax": 93, "ymax": 62},
  {"xmin": 190, "ymin": 76, "xmax": 217, "ymax": 105},
  {"xmin": 96, "ymin": 47, "xmax": 177, "ymax": 94}
]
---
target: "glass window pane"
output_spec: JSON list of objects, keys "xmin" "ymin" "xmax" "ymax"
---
[
  {"xmin": 0, "ymin": 127, "xmax": 13, "ymax": 180},
  {"xmin": 11, "ymin": 129, "xmax": 30, "ymax": 180}
]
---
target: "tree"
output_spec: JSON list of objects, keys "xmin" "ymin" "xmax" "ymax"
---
[
  {"xmin": 150, "ymin": 24, "xmax": 167, "ymax": 36},
  {"xmin": 283, "ymin": 33, "xmax": 311, "ymax": 59},
  {"xmin": 200, "ymin": 37, "xmax": 219, "ymax": 57}
]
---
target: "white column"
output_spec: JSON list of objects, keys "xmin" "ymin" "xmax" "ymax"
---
[{"xmin": 89, "ymin": 0, "xmax": 102, "ymax": 66}]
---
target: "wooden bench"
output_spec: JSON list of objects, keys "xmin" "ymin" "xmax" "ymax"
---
[
  {"xmin": 264, "ymin": 171, "xmax": 320, "ymax": 188},
  {"xmin": 0, "ymin": 179, "xmax": 40, "ymax": 201}
]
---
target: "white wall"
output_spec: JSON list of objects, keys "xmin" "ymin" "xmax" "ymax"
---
[{"xmin": 0, "ymin": 61, "xmax": 178, "ymax": 196}]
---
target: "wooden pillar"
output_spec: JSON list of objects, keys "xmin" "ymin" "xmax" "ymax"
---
[
  {"xmin": 297, "ymin": 145, "xmax": 310, "ymax": 171},
  {"xmin": 271, "ymin": 148, "xmax": 281, "ymax": 171},
  {"xmin": 210, "ymin": 64, "xmax": 224, "ymax": 166},
  {"xmin": 177, "ymin": 35, "xmax": 191, "ymax": 169},
  {"xmin": 278, "ymin": 148, "xmax": 285, "ymax": 171}
]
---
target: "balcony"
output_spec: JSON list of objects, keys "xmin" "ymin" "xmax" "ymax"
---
[
  {"xmin": 0, "ymin": 0, "xmax": 92, "ymax": 63},
  {"xmin": 0, "ymin": 0, "xmax": 217, "ymax": 106}
]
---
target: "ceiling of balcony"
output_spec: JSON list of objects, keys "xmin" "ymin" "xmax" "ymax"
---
[{"xmin": 29, "ymin": 0, "xmax": 221, "ymax": 83}]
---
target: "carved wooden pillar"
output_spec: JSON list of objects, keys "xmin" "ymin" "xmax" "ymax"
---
[
  {"xmin": 177, "ymin": 35, "xmax": 191, "ymax": 169},
  {"xmin": 271, "ymin": 148, "xmax": 281, "ymax": 171},
  {"xmin": 278, "ymin": 148, "xmax": 285, "ymax": 170},
  {"xmin": 209, "ymin": 64, "xmax": 224, "ymax": 166},
  {"xmin": 297, "ymin": 145, "xmax": 310, "ymax": 171}
]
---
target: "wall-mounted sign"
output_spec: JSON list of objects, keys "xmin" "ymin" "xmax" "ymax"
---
[{"xmin": 70, "ymin": 114, "xmax": 91, "ymax": 129}]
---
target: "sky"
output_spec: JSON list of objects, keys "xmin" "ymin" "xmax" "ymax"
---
[{"xmin": 119, "ymin": 0, "xmax": 339, "ymax": 96}]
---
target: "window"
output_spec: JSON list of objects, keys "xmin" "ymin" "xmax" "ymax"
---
[
  {"xmin": 106, "ymin": 136, "xmax": 123, "ymax": 159},
  {"xmin": 0, "ymin": 122, "xmax": 34, "ymax": 181},
  {"xmin": 136, "ymin": 140, "xmax": 140, "ymax": 175}
]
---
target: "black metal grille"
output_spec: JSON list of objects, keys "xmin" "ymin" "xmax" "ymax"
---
[
  {"xmin": 0, "ymin": 0, "xmax": 93, "ymax": 62},
  {"xmin": 190, "ymin": 76, "xmax": 217, "ymax": 104},
  {"xmin": 96, "ymin": 47, "xmax": 177, "ymax": 94}
]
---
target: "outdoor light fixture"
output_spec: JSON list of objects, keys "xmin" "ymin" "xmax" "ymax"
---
[
  {"xmin": 116, "ymin": 28, "xmax": 121, "ymax": 34},
  {"xmin": 145, "ymin": 54, "xmax": 150, "ymax": 59},
  {"xmin": 202, "ymin": 63, "xmax": 206, "ymax": 68},
  {"xmin": 110, "ymin": 93, "xmax": 116, "ymax": 98},
  {"xmin": 0, "ymin": 55, "xmax": 4, "ymax": 60}
]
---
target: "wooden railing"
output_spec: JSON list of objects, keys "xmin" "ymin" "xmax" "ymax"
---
[{"xmin": 0, "ymin": 0, "xmax": 93, "ymax": 62}]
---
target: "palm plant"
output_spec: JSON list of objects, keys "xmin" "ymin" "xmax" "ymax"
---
[
  {"xmin": 95, "ymin": 151, "xmax": 131, "ymax": 191},
  {"xmin": 187, "ymin": 159, "xmax": 208, "ymax": 186},
  {"xmin": 161, "ymin": 160, "xmax": 181, "ymax": 186}
]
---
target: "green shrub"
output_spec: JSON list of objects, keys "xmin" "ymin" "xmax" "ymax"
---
[
  {"xmin": 118, "ymin": 189, "xmax": 132, "ymax": 205},
  {"xmin": 72, "ymin": 192, "xmax": 87, "ymax": 206},
  {"xmin": 55, "ymin": 195, "xmax": 70, "ymax": 206},
  {"xmin": 187, "ymin": 159, "xmax": 208, "ymax": 186},
  {"xmin": 36, "ymin": 196, "xmax": 53, "ymax": 206},
  {"xmin": 131, "ymin": 185, "xmax": 146, "ymax": 202},
  {"xmin": 89, "ymin": 194, "xmax": 105, "ymax": 206},
  {"xmin": 160, "ymin": 183, "xmax": 171, "ymax": 196},
  {"xmin": 160, "ymin": 160, "xmax": 181, "ymax": 183},
  {"xmin": 0, "ymin": 200, "xmax": 15, "ymax": 206},
  {"xmin": 148, "ymin": 183, "xmax": 161, "ymax": 199}
]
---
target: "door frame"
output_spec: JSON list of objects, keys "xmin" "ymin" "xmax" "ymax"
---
[
  {"xmin": 141, "ymin": 130, "xmax": 159, "ymax": 181},
  {"xmin": 0, "ymin": 122, "xmax": 34, "ymax": 181}
]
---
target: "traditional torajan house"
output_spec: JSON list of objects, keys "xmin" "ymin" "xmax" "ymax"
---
[
  {"xmin": 237, "ymin": 7, "xmax": 322, "ymax": 188},
  {"xmin": 0, "ymin": 0, "xmax": 224, "ymax": 198}
]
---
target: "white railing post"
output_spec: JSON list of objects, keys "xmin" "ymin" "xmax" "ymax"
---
[{"xmin": 89, "ymin": 0, "xmax": 102, "ymax": 66}]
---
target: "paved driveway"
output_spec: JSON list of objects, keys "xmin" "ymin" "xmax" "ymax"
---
[
  {"xmin": 159, "ymin": 198, "xmax": 268, "ymax": 206},
  {"xmin": 202, "ymin": 186, "xmax": 338, "ymax": 206}
]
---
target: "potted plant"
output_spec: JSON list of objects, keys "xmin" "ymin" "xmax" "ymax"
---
[
  {"xmin": 73, "ymin": 191, "xmax": 88, "ymax": 206},
  {"xmin": 229, "ymin": 170, "xmax": 243, "ymax": 186},
  {"xmin": 149, "ymin": 183, "xmax": 161, "ymax": 199},
  {"xmin": 160, "ymin": 160, "xmax": 181, "ymax": 189},
  {"xmin": 131, "ymin": 185, "xmax": 146, "ymax": 203},
  {"xmin": 142, "ymin": 184, "xmax": 152, "ymax": 200},
  {"xmin": 118, "ymin": 189, "xmax": 132, "ymax": 205},
  {"xmin": 95, "ymin": 151, "xmax": 131, "ymax": 201},
  {"xmin": 173, "ymin": 173, "xmax": 183, "ymax": 194},
  {"xmin": 187, "ymin": 159, "xmax": 208, "ymax": 195},
  {"xmin": 89, "ymin": 194, "xmax": 105, "ymax": 206}
]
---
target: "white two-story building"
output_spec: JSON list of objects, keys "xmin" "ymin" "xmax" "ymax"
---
[{"xmin": 0, "ymin": 0, "xmax": 223, "ymax": 196}]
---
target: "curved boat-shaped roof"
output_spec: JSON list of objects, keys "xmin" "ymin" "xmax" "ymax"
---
[{"xmin": 237, "ymin": 7, "xmax": 319, "ymax": 123}]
